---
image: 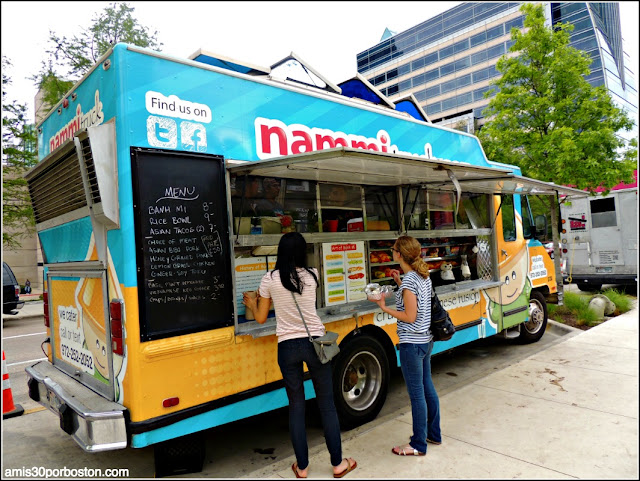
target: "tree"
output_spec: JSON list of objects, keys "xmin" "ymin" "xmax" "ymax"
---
[
  {"xmin": 34, "ymin": 1, "xmax": 162, "ymax": 113},
  {"xmin": 2, "ymin": 57, "xmax": 38, "ymax": 249},
  {"xmin": 477, "ymin": 3, "xmax": 636, "ymax": 195}
]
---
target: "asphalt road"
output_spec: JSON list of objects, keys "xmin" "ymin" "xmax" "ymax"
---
[{"xmin": 2, "ymin": 306, "xmax": 575, "ymax": 478}]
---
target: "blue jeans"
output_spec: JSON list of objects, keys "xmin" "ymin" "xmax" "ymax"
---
[
  {"xmin": 399, "ymin": 341, "xmax": 441, "ymax": 454},
  {"xmin": 278, "ymin": 337, "xmax": 342, "ymax": 469}
]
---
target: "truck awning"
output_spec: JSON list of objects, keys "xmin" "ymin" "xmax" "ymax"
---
[{"xmin": 227, "ymin": 147, "xmax": 587, "ymax": 197}]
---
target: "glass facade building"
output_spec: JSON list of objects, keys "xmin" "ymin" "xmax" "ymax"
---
[{"xmin": 357, "ymin": 2, "xmax": 637, "ymax": 138}]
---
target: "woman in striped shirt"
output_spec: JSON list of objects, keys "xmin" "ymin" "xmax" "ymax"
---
[
  {"xmin": 243, "ymin": 232, "xmax": 357, "ymax": 478},
  {"xmin": 369, "ymin": 235, "xmax": 442, "ymax": 456}
]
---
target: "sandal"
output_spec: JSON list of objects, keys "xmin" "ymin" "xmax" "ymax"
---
[
  {"xmin": 292, "ymin": 462, "xmax": 307, "ymax": 478},
  {"xmin": 392, "ymin": 444, "xmax": 426, "ymax": 456},
  {"xmin": 333, "ymin": 458, "xmax": 357, "ymax": 478}
]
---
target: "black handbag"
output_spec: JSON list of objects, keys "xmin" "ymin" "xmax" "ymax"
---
[
  {"xmin": 430, "ymin": 289, "xmax": 455, "ymax": 341},
  {"xmin": 291, "ymin": 292, "xmax": 340, "ymax": 364}
]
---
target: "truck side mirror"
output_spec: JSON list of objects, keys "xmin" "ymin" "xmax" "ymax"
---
[{"xmin": 534, "ymin": 215, "xmax": 547, "ymax": 240}]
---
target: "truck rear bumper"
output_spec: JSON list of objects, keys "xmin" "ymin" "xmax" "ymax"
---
[{"xmin": 25, "ymin": 361, "xmax": 127, "ymax": 452}]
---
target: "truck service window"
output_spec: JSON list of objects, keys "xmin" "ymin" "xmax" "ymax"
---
[{"xmin": 590, "ymin": 197, "xmax": 617, "ymax": 228}]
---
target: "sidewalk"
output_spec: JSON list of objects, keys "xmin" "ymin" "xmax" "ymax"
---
[{"xmin": 245, "ymin": 301, "xmax": 638, "ymax": 479}]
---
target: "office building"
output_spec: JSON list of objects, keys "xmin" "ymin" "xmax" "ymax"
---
[{"xmin": 357, "ymin": 2, "xmax": 637, "ymax": 138}]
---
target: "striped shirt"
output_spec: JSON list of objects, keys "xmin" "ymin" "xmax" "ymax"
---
[
  {"xmin": 395, "ymin": 271, "xmax": 433, "ymax": 344},
  {"xmin": 258, "ymin": 268, "xmax": 325, "ymax": 343}
]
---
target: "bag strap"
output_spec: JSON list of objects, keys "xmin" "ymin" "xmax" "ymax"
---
[{"xmin": 291, "ymin": 291, "xmax": 314, "ymax": 341}]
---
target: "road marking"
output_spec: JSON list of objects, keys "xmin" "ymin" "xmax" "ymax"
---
[
  {"xmin": 3, "ymin": 332, "xmax": 47, "ymax": 340},
  {"xmin": 7, "ymin": 358, "xmax": 47, "ymax": 367}
]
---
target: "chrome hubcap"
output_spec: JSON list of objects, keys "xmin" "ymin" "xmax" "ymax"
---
[
  {"xmin": 341, "ymin": 350, "xmax": 382, "ymax": 412},
  {"xmin": 525, "ymin": 299, "xmax": 544, "ymax": 334}
]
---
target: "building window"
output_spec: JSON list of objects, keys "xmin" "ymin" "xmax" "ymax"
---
[
  {"xmin": 412, "ymin": 57, "xmax": 425, "ymax": 71},
  {"xmin": 504, "ymin": 16, "xmax": 524, "ymax": 32},
  {"xmin": 439, "ymin": 44, "xmax": 455, "ymax": 61},
  {"xmin": 412, "ymin": 72, "xmax": 427, "ymax": 87},
  {"xmin": 442, "ymin": 97, "xmax": 457, "ymax": 111},
  {"xmin": 453, "ymin": 38, "xmax": 470, "ymax": 54},
  {"xmin": 470, "ymin": 30, "xmax": 487, "ymax": 47},
  {"xmin": 414, "ymin": 90, "xmax": 427, "ymax": 101},
  {"xmin": 440, "ymin": 62, "xmax": 455, "ymax": 77},
  {"xmin": 425, "ymin": 68, "xmax": 440, "ymax": 82},
  {"xmin": 423, "ymin": 52, "xmax": 439, "ymax": 67},
  {"xmin": 487, "ymin": 43, "xmax": 506, "ymax": 59},
  {"xmin": 454, "ymin": 57, "xmax": 471, "ymax": 72},
  {"xmin": 427, "ymin": 102, "xmax": 442, "ymax": 115},
  {"xmin": 471, "ymin": 49, "xmax": 488, "ymax": 65},
  {"xmin": 441, "ymin": 79, "xmax": 457, "ymax": 94},
  {"xmin": 458, "ymin": 91, "xmax": 473, "ymax": 105},
  {"xmin": 486, "ymin": 24, "xmax": 505, "ymax": 41},
  {"xmin": 473, "ymin": 68, "xmax": 490, "ymax": 83},
  {"xmin": 457, "ymin": 74, "xmax": 472, "ymax": 88},
  {"xmin": 425, "ymin": 85, "xmax": 441, "ymax": 98},
  {"xmin": 398, "ymin": 79, "xmax": 412, "ymax": 92}
]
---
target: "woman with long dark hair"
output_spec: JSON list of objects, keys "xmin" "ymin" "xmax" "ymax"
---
[
  {"xmin": 243, "ymin": 232, "xmax": 357, "ymax": 478},
  {"xmin": 368, "ymin": 235, "xmax": 442, "ymax": 456}
]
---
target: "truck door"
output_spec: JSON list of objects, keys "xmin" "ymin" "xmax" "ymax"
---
[
  {"xmin": 588, "ymin": 195, "xmax": 624, "ymax": 272},
  {"xmin": 497, "ymin": 194, "xmax": 530, "ymax": 330},
  {"xmin": 47, "ymin": 263, "xmax": 116, "ymax": 399}
]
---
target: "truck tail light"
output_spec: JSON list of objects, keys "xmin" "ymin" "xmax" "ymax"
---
[
  {"xmin": 163, "ymin": 397, "xmax": 179, "ymax": 408},
  {"xmin": 43, "ymin": 291, "xmax": 50, "ymax": 327},
  {"xmin": 110, "ymin": 299, "xmax": 124, "ymax": 355},
  {"xmin": 14, "ymin": 285, "xmax": 20, "ymax": 297}
]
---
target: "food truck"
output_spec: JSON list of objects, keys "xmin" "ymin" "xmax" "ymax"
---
[
  {"xmin": 560, "ymin": 170, "xmax": 638, "ymax": 291},
  {"xmin": 24, "ymin": 44, "xmax": 584, "ymax": 475}
]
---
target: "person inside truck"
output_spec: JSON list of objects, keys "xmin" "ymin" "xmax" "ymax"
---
[
  {"xmin": 255, "ymin": 177, "xmax": 284, "ymax": 216},
  {"xmin": 232, "ymin": 175, "xmax": 261, "ymax": 217}
]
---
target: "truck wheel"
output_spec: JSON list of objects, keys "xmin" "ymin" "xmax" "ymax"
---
[
  {"xmin": 154, "ymin": 431, "xmax": 205, "ymax": 477},
  {"xmin": 577, "ymin": 282, "xmax": 602, "ymax": 292},
  {"xmin": 332, "ymin": 336, "xmax": 389, "ymax": 431},
  {"xmin": 518, "ymin": 291, "xmax": 547, "ymax": 344}
]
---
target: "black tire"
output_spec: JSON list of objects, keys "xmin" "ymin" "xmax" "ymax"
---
[
  {"xmin": 577, "ymin": 282, "xmax": 602, "ymax": 292},
  {"xmin": 518, "ymin": 290, "xmax": 548, "ymax": 344},
  {"xmin": 154, "ymin": 431, "xmax": 206, "ymax": 477},
  {"xmin": 332, "ymin": 336, "xmax": 389, "ymax": 431}
]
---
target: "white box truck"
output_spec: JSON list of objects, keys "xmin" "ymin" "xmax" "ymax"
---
[{"xmin": 561, "ymin": 171, "xmax": 638, "ymax": 291}]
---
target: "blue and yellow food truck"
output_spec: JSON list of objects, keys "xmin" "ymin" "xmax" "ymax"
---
[{"xmin": 25, "ymin": 44, "xmax": 583, "ymax": 475}]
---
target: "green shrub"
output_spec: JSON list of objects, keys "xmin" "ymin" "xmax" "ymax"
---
[{"xmin": 602, "ymin": 288, "xmax": 632, "ymax": 313}]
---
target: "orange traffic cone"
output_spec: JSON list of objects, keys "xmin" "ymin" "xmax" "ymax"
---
[{"xmin": 2, "ymin": 351, "xmax": 24, "ymax": 419}]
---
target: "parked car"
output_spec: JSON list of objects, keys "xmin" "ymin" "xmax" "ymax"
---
[
  {"xmin": 543, "ymin": 241, "xmax": 565, "ymax": 260},
  {"xmin": 3, "ymin": 262, "xmax": 24, "ymax": 314}
]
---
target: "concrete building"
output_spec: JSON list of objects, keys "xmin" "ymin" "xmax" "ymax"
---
[{"xmin": 357, "ymin": 2, "xmax": 637, "ymax": 136}]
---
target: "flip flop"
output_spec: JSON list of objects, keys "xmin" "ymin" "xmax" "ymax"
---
[
  {"xmin": 292, "ymin": 462, "xmax": 307, "ymax": 478},
  {"xmin": 392, "ymin": 444, "xmax": 426, "ymax": 456},
  {"xmin": 333, "ymin": 458, "xmax": 357, "ymax": 478}
]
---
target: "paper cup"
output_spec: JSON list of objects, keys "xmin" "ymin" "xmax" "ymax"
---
[{"xmin": 244, "ymin": 290, "xmax": 257, "ymax": 320}]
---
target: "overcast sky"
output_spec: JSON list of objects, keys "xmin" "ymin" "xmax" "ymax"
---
[{"xmin": 2, "ymin": 1, "xmax": 638, "ymax": 123}]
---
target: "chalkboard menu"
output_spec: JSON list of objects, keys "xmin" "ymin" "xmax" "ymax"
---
[{"xmin": 131, "ymin": 148, "xmax": 233, "ymax": 341}]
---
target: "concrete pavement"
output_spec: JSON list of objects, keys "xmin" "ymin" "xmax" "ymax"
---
[{"xmin": 245, "ymin": 300, "xmax": 638, "ymax": 479}]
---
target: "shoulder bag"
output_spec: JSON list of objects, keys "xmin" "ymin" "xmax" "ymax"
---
[
  {"xmin": 291, "ymin": 292, "xmax": 340, "ymax": 364},
  {"xmin": 430, "ymin": 289, "xmax": 456, "ymax": 342}
]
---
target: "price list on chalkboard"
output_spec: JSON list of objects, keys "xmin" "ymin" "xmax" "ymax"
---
[{"xmin": 132, "ymin": 149, "xmax": 233, "ymax": 341}]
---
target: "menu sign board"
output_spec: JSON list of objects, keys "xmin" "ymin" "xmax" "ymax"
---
[
  {"xmin": 322, "ymin": 242, "xmax": 367, "ymax": 306},
  {"xmin": 132, "ymin": 148, "xmax": 233, "ymax": 341}
]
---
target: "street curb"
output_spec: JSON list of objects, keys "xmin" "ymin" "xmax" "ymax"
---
[{"xmin": 548, "ymin": 319, "xmax": 582, "ymax": 334}]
